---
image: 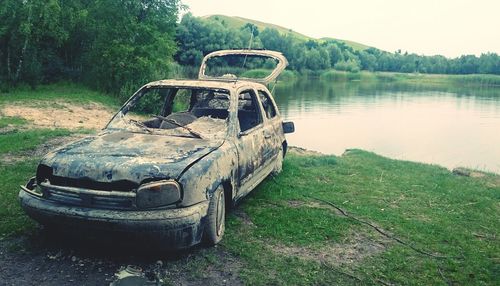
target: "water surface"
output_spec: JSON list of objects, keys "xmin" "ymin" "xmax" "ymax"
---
[{"xmin": 274, "ymin": 78, "xmax": 500, "ymax": 173}]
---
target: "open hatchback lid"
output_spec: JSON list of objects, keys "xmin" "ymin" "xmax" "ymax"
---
[{"xmin": 198, "ymin": 49, "xmax": 289, "ymax": 84}]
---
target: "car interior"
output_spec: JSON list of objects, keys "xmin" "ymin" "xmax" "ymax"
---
[{"xmin": 128, "ymin": 88, "xmax": 231, "ymax": 130}]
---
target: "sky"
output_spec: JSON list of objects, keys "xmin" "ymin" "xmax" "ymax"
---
[{"xmin": 181, "ymin": 0, "xmax": 500, "ymax": 58}]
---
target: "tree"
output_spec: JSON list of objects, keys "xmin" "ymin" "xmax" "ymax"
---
[{"xmin": 0, "ymin": 0, "xmax": 181, "ymax": 94}]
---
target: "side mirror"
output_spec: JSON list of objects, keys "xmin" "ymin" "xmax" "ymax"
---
[{"xmin": 282, "ymin": 121, "xmax": 295, "ymax": 134}]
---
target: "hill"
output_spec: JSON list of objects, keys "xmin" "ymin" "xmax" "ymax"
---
[{"xmin": 203, "ymin": 14, "xmax": 371, "ymax": 51}]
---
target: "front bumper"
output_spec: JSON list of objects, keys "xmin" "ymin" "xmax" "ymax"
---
[{"xmin": 19, "ymin": 187, "xmax": 209, "ymax": 249}]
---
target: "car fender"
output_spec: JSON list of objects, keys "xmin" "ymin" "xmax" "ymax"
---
[{"xmin": 177, "ymin": 143, "xmax": 238, "ymax": 207}]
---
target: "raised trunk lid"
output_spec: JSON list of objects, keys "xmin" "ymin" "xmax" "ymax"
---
[{"xmin": 198, "ymin": 49, "xmax": 288, "ymax": 84}]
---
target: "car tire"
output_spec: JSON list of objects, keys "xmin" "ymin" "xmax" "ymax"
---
[
  {"xmin": 203, "ymin": 185, "xmax": 225, "ymax": 245},
  {"xmin": 271, "ymin": 148, "xmax": 283, "ymax": 176}
]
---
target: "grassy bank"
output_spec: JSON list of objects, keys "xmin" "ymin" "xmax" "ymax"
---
[
  {"xmin": 0, "ymin": 82, "xmax": 121, "ymax": 108},
  {"xmin": 220, "ymin": 151, "xmax": 499, "ymax": 285},
  {"xmin": 320, "ymin": 70, "xmax": 500, "ymax": 87},
  {"xmin": 0, "ymin": 130, "xmax": 498, "ymax": 284}
]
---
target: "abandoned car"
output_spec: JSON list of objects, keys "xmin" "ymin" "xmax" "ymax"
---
[{"xmin": 19, "ymin": 50, "xmax": 295, "ymax": 248}]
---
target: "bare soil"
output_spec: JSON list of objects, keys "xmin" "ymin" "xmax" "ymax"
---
[
  {"xmin": 0, "ymin": 229, "xmax": 243, "ymax": 286},
  {"xmin": 1, "ymin": 101, "xmax": 114, "ymax": 130},
  {"xmin": 288, "ymin": 146, "xmax": 323, "ymax": 156},
  {"xmin": 267, "ymin": 232, "xmax": 389, "ymax": 267}
]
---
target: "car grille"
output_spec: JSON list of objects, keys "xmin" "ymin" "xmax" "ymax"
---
[
  {"xmin": 41, "ymin": 182, "xmax": 136, "ymax": 210},
  {"xmin": 48, "ymin": 175, "xmax": 138, "ymax": 192}
]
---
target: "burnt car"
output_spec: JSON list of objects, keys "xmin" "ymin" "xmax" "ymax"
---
[{"xmin": 19, "ymin": 50, "xmax": 295, "ymax": 248}]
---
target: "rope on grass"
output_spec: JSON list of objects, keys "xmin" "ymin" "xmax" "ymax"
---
[{"xmin": 309, "ymin": 196, "xmax": 463, "ymax": 260}]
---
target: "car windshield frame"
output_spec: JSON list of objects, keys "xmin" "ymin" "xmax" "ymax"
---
[{"xmin": 105, "ymin": 85, "xmax": 232, "ymax": 139}]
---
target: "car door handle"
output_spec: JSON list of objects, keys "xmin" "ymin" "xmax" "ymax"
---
[{"xmin": 264, "ymin": 132, "xmax": 271, "ymax": 139}]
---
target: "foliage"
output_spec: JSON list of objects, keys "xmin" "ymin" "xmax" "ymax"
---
[
  {"xmin": 176, "ymin": 15, "xmax": 500, "ymax": 76},
  {"xmin": 0, "ymin": 0, "xmax": 181, "ymax": 97},
  {"xmin": 319, "ymin": 70, "xmax": 500, "ymax": 86}
]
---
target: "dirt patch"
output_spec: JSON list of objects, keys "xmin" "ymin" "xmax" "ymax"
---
[
  {"xmin": 0, "ymin": 229, "xmax": 244, "ymax": 286},
  {"xmin": 288, "ymin": 146, "xmax": 323, "ymax": 156},
  {"xmin": 452, "ymin": 167, "xmax": 500, "ymax": 187},
  {"xmin": 233, "ymin": 208, "xmax": 255, "ymax": 227},
  {"xmin": 167, "ymin": 247, "xmax": 244, "ymax": 286},
  {"xmin": 452, "ymin": 167, "xmax": 487, "ymax": 178},
  {"xmin": 268, "ymin": 232, "xmax": 389, "ymax": 266},
  {"xmin": 1, "ymin": 101, "xmax": 114, "ymax": 130},
  {"xmin": 0, "ymin": 134, "xmax": 87, "ymax": 164}
]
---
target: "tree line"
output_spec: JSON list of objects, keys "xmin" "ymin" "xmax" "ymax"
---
[
  {"xmin": 1, "ymin": 5, "xmax": 499, "ymax": 96},
  {"xmin": 176, "ymin": 14, "xmax": 500, "ymax": 75}
]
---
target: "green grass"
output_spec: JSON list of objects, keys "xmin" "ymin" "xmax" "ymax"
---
[
  {"xmin": 220, "ymin": 150, "xmax": 499, "ymax": 285},
  {"xmin": 0, "ymin": 129, "xmax": 72, "ymax": 155},
  {"xmin": 0, "ymin": 160, "xmax": 40, "ymax": 237},
  {"xmin": 0, "ymin": 128, "xmax": 76, "ymax": 237},
  {"xmin": 0, "ymin": 82, "xmax": 121, "ymax": 108},
  {"xmin": 320, "ymin": 70, "xmax": 500, "ymax": 86},
  {"xmin": 0, "ymin": 116, "xmax": 28, "ymax": 128}
]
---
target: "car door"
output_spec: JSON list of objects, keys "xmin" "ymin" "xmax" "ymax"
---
[
  {"xmin": 235, "ymin": 89, "xmax": 265, "ymax": 187},
  {"xmin": 256, "ymin": 89, "xmax": 282, "ymax": 162}
]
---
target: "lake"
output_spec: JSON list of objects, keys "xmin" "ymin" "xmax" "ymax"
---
[{"xmin": 273, "ymin": 78, "xmax": 500, "ymax": 173}]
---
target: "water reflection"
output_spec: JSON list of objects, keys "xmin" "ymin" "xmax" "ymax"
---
[{"xmin": 274, "ymin": 78, "xmax": 500, "ymax": 173}]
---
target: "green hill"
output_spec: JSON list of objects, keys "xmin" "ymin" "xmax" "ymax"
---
[{"xmin": 203, "ymin": 14, "xmax": 371, "ymax": 51}]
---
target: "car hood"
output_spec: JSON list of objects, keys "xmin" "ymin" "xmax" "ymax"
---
[{"xmin": 40, "ymin": 131, "xmax": 223, "ymax": 185}]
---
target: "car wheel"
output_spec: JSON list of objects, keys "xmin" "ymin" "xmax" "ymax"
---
[
  {"xmin": 272, "ymin": 147, "xmax": 283, "ymax": 175},
  {"xmin": 203, "ymin": 185, "xmax": 225, "ymax": 245}
]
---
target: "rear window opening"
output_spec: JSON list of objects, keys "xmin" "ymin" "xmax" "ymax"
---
[
  {"xmin": 203, "ymin": 54, "xmax": 279, "ymax": 80},
  {"xmin": 198, "ymin": 50, "xmax": 288, "ymax": 84}
]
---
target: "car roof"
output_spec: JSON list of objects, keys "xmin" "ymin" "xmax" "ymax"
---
[{"xmin": 145, "ymin": 79, "xmax": 267, "ymax": 91}]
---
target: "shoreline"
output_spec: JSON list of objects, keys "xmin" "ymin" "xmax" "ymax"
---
[{"xmin": 288, "ymin": 145, "xmax": 498, "ymax": 176}]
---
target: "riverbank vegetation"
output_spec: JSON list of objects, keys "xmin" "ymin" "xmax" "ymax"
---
[{"xmin": 320, "ymin": 70, "xmax": 500, "ymax": 86}]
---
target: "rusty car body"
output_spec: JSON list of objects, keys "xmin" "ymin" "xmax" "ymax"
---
[{"xmin": 19, "ymin": 50, "xmax": 295, "ymax": 248}]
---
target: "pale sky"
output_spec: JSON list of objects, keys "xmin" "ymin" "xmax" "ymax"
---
[{"xmin": 181, "ymin": 0, "xmax": 500, "ymax": 58}]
